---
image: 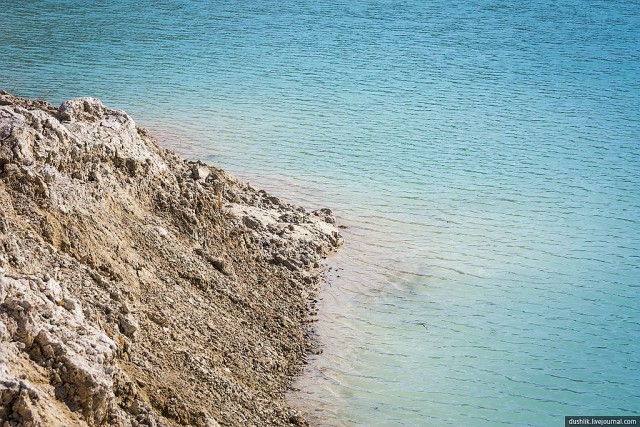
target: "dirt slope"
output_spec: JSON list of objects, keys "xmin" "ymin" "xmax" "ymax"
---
[{"xmin": 0, "ymin": 92, "xmax": 342, "ymax": 427}]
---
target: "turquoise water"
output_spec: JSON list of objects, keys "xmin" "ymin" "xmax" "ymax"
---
[{"xmin": 2, "ymin": 1, "xmax": 639, "ymax": 426}]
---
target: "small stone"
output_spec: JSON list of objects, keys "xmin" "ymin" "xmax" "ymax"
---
[
  {"xmin": 273, "ymin": 254, "xmax": 300, "ymax": 272},
  {"xmin": 265, "ymin": 195, "xmax": 282, "ymax": 206},
  {"xmin": 156, "ymin": 226, "xmax": 168, "ymax": 238},
  {"xmin": 41, "ymin": 165, "xmax": 58, "ymax": 183},
  {"xmin": 207, "ymin": 256, "xmax": 234, "ymax": 277},
  {"xmin": 120, "ymin": 314, "xmax": 139, "ymax": 337},
  {"xmin": 44, "ymin": 278, "xmax": 63, "ymax": 302},
  {"xmin": 63, "ymin": 298, "xmax": 84, "ymax": 320},
  {"xmin": 191, "ymin": 164, "xmax": 210, "ymax": 181},
  {"xmin": 125, "ymin": 158, "xmax": 138, "ymax": 176},
  {"xmin": 243, "ymin": 216, "xmax": 261, "ymax": 230},
  {"xmin": 130, "ymin": 399, "xmax": 143, "ymax": 416},
  {"xmin": 63, "ymin": 297, "xmax": 77, "ymax": 311},
  {"xmin": 33, "ymin": 175, "xmax": 48, "ymax": 195},
  {"xmin": 88, "ymin": 170, "xmax": 102, "ymax": 183},
  {"xmin": 329, "ymin": 231, "xmax": 344, "ymax": 247},
  {"xmin": 312, "ymin": 208, "xmax": 336, "ymax": 224}
]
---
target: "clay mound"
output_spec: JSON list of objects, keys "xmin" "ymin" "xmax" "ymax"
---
[{"xmin": 0, "ymin": 91, "xmax": 342, "ymax": 427}]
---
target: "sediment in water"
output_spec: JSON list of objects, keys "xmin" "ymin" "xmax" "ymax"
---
[{"xmin": 0, "ymin": 92, "xmax": 343, "ymax": 426}]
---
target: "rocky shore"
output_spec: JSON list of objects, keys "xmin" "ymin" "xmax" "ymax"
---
[{"xmin": 0, "ymin": 92, "xmax": 342, "ymax": 426}]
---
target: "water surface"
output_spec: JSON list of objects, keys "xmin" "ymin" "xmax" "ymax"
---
[{"xmin": 2, "ymin": 1, "xmax": 639, "ymax": 425}]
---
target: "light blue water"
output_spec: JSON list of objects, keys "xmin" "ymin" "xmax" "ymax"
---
[{"xmin": 2, "ymin": 1, "xmax": 639, "ymax": 426}]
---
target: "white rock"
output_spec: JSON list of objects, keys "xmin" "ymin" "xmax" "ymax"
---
[
  {"xmin": 191, "ymin": 164, "xmax": 210, "ymax": 181},
  {"xmin": 44, "ymin": 278, "xmax": 63, "ymax": 302},
  {"xmin": 63, "ymin": 297, "xmax": 84, "ymax": 321}
]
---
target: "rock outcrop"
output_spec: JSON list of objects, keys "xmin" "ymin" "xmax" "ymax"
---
[{"xmin": 0, "ymin": 92, "xmax": 342, "ymax": 426}]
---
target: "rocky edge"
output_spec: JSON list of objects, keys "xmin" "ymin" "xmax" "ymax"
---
[{"xmin": 0, "ymin": 92, "xmax": 342, "ymax": 427}]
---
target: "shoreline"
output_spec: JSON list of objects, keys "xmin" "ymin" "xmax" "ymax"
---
[
  {"xmin": 151, "ymin": 123, "xmax": 358, "ymax": 427},
  {"xmin": 0, "ymin": 92, "xmax": 343, "ymax": 426}
]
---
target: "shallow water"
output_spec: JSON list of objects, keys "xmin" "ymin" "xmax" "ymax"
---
[{"xmin": 2, "ymin": 1, "xmax": 639, "ymax": 425}]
